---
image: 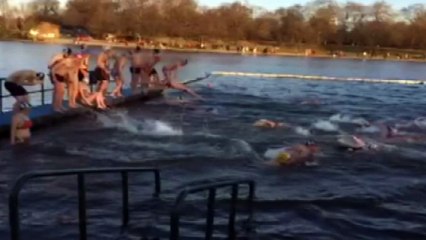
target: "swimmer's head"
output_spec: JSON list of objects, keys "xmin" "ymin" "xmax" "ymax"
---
[
  {"xmin": 385, "ymin": 125, "xmax": 398, "ymax": 138},
  {"xmin": 305, "ymin": 140, "xmax": 320, "ymax": 152},
  {"xmin": 135, "ymin": 46, "xmax": 141, "ymax": 52},
  {"xmin": 149, "ymin": 68, "xmax": 158, "ymax": 77},
  {"xmin": 153, "ymin": 48, "xmax": 160, "ymax": 54},
  {"xmin": 36, "ymin": 72, "xmax": 45, "ymax": 81},
  {"xmin": 181, "ymin": 59, "xmax": 188, "ymax": 66},
  {"xmin": 63, "ymin": 48, "xmax": 72, "ymax": 57},
  {"xmin": 276, "ymin": 152, "xmax": 291, "ymax": 165},
  {"xmin": 18, "ymin": 102, "xmax": 31, "ymax": 112}
]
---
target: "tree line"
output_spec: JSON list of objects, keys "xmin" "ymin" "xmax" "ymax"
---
[{"xmin": 2, "ymin": 0, "xmax": 426, "ymax": 49}]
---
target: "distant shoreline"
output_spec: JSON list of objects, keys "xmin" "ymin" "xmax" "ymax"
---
[{"xmin": 6, "ymin": 38, "xmax": 426, "ymax": 64}]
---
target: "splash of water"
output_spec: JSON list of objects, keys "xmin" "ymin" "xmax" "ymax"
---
[
  {"xmin": 96, "ymin": 111, "xmax": 139, "ymax": 134},
  {"xmin": 264, "ymin": 147, "xmax": 287, "ymax": 160},
  {"xmin": 330, "ymin": 113, "xmax": 370, "ymax": 126},
  {"xmin": 294, "ymin": 127, "xmax": 311, "ymax": 136},
  {"xmin": 142, "ymin": 120, "xmax": 183, "ymax": 136},
  {"xmin": 312, "ymin": 120, "xmax": 339, "ymax": 132},
  {"xmin": 414, "ymin": 117, "xmax": 426, "ymax": 129},
  {"xmin": 96, "ymin": 111, "xmax": 183, "ymax": 136},
  {"xmin": 357, "ymin": 125, "xmax": 381, "ymax": 133}
]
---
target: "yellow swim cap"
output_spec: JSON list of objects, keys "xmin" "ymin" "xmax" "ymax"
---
[{"xmin": 276, "ymin": 152, "xmax": 291, "ymax": 165}]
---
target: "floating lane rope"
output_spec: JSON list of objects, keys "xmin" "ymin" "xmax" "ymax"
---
[{"xmin": 210, "ymin": 71, "xmax": 426, "ymax": 85}]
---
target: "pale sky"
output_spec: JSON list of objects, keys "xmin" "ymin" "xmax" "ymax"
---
[{"xmin": 11, "ymin": 0, "xmax": 424, "ymax": 10}]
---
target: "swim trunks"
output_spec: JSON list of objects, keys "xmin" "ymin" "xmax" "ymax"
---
[
  {"xmin": 54, "ymin": 74, "xmax": 66, "ymax": 83},
  {"xmin": 111, "ymin": 68, "xmax": 120, "ymax": 78},
  {"xmin": 94, "ymin": 67, "xmax": 110, "ymax": 82},
  {"xmin": 78, "ymin": 70, "xmax": 85, "ymax": 82},
  {"xmin": 149, "ymin": 68, "xmax": 158, "ymax": 77},
  {"xmin": 4, "ymin": 81, "xmax": 27, "ymax": 97},
  {"xmin": 165, "ymin": 81, "xmax": 172, "ymax": 88},
  {"xmin": 130, "ymin": 67, "xmax": 142, "ymax": 74}
]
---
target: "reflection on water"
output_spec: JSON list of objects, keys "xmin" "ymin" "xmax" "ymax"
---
[{"xmin": 0, "ymin": 42, "xmax": 426, "ymax": 239}]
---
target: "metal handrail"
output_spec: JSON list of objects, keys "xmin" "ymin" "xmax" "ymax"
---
[
  {"xmin": 9, "ymin": 167, "xmax": 162, "ymax": 240},
  {"xmin": 170, "ymin": 179, "xmax": 256, "ymax": 240}
]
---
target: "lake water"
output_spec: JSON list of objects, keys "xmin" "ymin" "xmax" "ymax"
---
[{"xmin": 1, "ymin": 41, "xmax": 426, "ymax": 239}]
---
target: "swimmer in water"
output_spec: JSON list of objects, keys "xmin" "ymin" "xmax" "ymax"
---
[
  {"xmin": 380, "ymin": 125, "xmax": 426, "ymax": 143},
  {"xmin": 337, "ymin": 135, "xmax": 368, "ymax": 151},
  {"xmin": 253, "ymin": 119, "xmax": 287, "ymax": 129},
  {"xmin": 155, "ymin": 59, "xmax": 203, "ymax": 99},
  {"xmin": 10, "ymin": 103, "xmax": 33, "ymax": 145},
  {"xmin": 265, "ymin": 141, "xmax": 320, "ymax": 166}
]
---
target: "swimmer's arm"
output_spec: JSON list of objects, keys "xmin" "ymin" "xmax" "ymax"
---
[
  {"xmin": 119, "ymin": 58, "xmax": 127, "ymax": 70},
  {"xmin": 97, "ymin": 54, "xmax": 109, "ymax": 73},
  {"xmin": 10, "ymin": 116, "xmax": 17, "ymax": 145},
  {"xmin": 48, "ymin": 55, "xmax": 61, "ymax": 69}
]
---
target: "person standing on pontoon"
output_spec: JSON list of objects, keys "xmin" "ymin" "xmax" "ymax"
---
[
  {"xmin": 4, "ymin": 70, "xmax": 45, "ymax": 111},
  {"xmin": 111, "ymin": 52, "xmax": 128, "ymax": 97},
  {"xmin": 51, "ymin": 55, "xmax": 84, "ymax": 111},
  {"xmin": 129, "ymin": 46, "xmax": 144, "ymax": 93},
  {"xmin": 85, "ymin": 46, "xmax": 113, "ymax": 109},
  {"xmin": 48, "ymin": 48, "xmax": 72, "ymax": 112},
  {"xmin": 159, "ymin": 59, "xmax": 203, "ymax": 99},
  {"xmin": 142, "ymin": 49, "xmax": 161, "ymax": 89}
]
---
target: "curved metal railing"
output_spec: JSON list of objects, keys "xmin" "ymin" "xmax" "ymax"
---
[
  {"xmin": 9, "ymin": 167, "xmax": 161, "ymax": 240},
  {"xmin": 170, "ymin": 179, "xmax": 256, "ymax": 240}
]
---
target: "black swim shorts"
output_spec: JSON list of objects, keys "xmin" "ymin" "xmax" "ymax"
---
[
  {"xmin": 4, "ymin": 81, "xmax": 27, "ymax": 97},
  {"xmin": 78, "ymin": 69, "xmax": 88, "ymax": 82},
  {"xmin": 94, "ymin": 67, "xmax": 110, "ymax": 82},
  {"xmin": 149, "ymin": 68, "xmax": 158, "ymax": 77},
  {"xmin": 55, "ymin": 74, "xmax": 66, "ymax": 83},
  {"xmin": 49, "ymin": 72, "xmax": 66, "ymax": 84},
  {"xmin": 130, "ymin": 67, "xmax": 142, "ymax": 74}
]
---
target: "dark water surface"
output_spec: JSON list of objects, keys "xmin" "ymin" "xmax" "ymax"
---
[{"xmin": 1, "ymin": 42, "xmax": 426, "ymax": 239}]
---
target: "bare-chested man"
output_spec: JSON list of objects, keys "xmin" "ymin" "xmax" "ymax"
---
[
  {"xmin": 158, "ymin": 59, "xmax": 203, "ymax": 99},
  {"xmin": 86, "ymin": 46, "xmax": 113, "ymax": 109},
  {"xmin": 48, "ymin": 48, "xmax": 72, "ymax": 112},
  {"xmin": 76, "ymin": 53, "xmax": 93, "ymax": 105},
  {"xmin": 111, "ymin": 53, "xmax": 128, "ymax": 97},
  {"xmin": 4, "ymin": 70, "xmax": 44, "ymax": 110},
  {"xmin": 130, "ymin": 46, "xmax": 144, "ymax": 93},
  {"xmin": 51, "ymin": 56, "xmax": 83, "ymax": 111},
  {"xmin": 142, "ymin": 49, "xmax": 161, "ymax": 89}
]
